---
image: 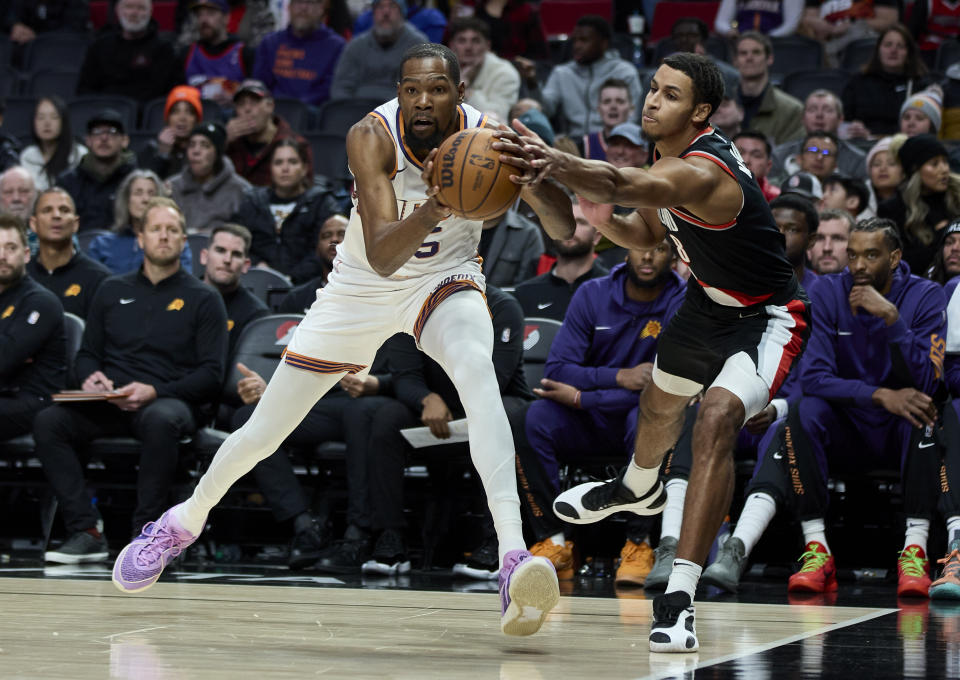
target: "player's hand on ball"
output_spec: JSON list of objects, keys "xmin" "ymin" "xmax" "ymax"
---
[
  {"xmin": 492, "ymin": 122, "xmax": 547, "ymax": 186},
  {"xmin": 578, "ymin": 197, "xmax": 616, "ymax": 229},
  {"xmin": 420, "ymin": 148, "xmax": 453, "ymax": 220},
  {"xmin": 533, "ymin": 378, "xmax": 579, "ymax": 408}
]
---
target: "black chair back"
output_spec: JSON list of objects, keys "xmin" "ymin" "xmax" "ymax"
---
[
  {"xmin": 241, "ymin": 267, "xmax": 292, "ymax": 310},
  {"xmin": 522, "ymin": 317, "xmax": 563, "ymax": 388}
]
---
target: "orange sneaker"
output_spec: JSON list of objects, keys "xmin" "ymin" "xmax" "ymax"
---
[
  {"xmin": 615, "ymin": 539, "xmax": 655, "ymax": 587},
  {"xmin": 787, "ymin": 541, "xmax": 838, "ymax": 593},
  {"xmin": 897, "ymin": 545, "xmax": 931, "ymax": 598},
  {"xmin": 930, "ymin": 540, "xmax": 960, "ymax": 600},
  {"xmin": 529, "ymin": 539, "xmax": 575, "ymax": 580}
]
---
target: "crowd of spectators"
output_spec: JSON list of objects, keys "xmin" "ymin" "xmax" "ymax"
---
[{"xmin": 3, "ymin": 0, "xmax": 960, "ymax": 597}]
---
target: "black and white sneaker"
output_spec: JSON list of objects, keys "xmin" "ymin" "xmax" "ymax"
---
[
  {"xmin": 553, "ymin": 467, "xmax": 666, "ymax": 524},
  {"xmin": 649, "ymin": 591, "xmax": 699, "ymax": 653},
  {"xmin": 361, "ymin": 528, "xmax": 411, "ymax": 575},
  {"xmin": 452, "ymin": 535, "xmax": 500, "ymax": 580},
  {"xmin": 45, "ymin": 531, "xmax": 109, "ymax": 564}
]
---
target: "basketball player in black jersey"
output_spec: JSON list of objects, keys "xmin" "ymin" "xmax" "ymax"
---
[{"xmin": 495, "ymin": 52, "xmax": 810, "ymax": 652}]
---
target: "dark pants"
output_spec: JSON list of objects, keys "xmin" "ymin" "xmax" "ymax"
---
[
  {"xmin": 239, "ymin": 393, "xmax": 391, "ymax": 527},
  {"xmin": 368, "ymin": 396, "xmax": 530, "ymax": 532},
  {"xmin": 34, "ymin": 398, "xmax": 197, "ymax": 535},
  {"xmin": 0, "ymin": 396, "xmax": 46, "ymax": 440}
]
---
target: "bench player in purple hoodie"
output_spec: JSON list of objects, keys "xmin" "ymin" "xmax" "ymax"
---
[
  {"xmin": 703, "ymin": 219, "xmax": 947, "ymax": 598},
  {"xmin": 497, "ymin": 52, "xmax": 810, "ymax": 652}
]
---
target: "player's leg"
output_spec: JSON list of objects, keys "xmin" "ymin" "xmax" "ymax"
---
[
  {"xmin": 932, "ymin": 399, "xmax": 960, "ymax": 599},
  {"xmin": 417, "ymin": 289, "xmax": 558, "ymax": 636}
]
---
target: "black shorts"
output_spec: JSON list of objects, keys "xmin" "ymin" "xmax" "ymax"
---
[{"xmin": 653, "ymin": 282, "xmax": 810, "ymax": 419}]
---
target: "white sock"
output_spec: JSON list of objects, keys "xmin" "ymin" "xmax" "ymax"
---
[
  {"xmin": 903, "ymin": 518, "xmax": 930, "ymax": 552},
  {"xmin": 623, "ymin": 459, "xmax": 660, "ymax": 497},
  {"xmin": 660, "ymin": 478, "xmax": 687, "ymax": 540},
  {"xmin": 800, "ymin": 518, "xmax": 830, "ymax": 553},
  {"xmin": 665, "ymin": 558, "xmax": 702, "ymax": 601},
  {"xmin": 549, "ymin": 532, "xmax": 565, "ymax": 546},
  {"xmin": 176, "ymin": 363, "xmax": 344, "ymax": 536},
  {"xmin": 731, "ymin": 493, "xmax": 777, "ymax": 555},
  {"xmin": 947, "ymin": 516, "xmax": 960, "ymax": 545}
]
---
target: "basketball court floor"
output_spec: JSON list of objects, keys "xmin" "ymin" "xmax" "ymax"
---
[{"xmin": 1, "ymin": 558, "xmax": 957, "ymax": 679}]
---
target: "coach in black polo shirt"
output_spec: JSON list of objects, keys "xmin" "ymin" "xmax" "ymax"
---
[
  {"xmin": 201, "ymin": 223, "xmax": 268, "ymax": 355},
  {"xmin": 35, "ymin": 197, "xmax": 228, "ymax": 564},
  {"xmin": 26, "ymin": 188, "xmax": 111, "ymax": 318},
  {"xmin": 512, "ymin": 202, "xmax": 607, "ymax": 322},
  {"xmin": 0, "ymin": 215, "xmax": 66, "ymax": 440}
]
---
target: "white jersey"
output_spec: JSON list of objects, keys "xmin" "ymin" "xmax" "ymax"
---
[{"xmin": 337, "ymin": 98, "xmax": 490, "ymax": 281}]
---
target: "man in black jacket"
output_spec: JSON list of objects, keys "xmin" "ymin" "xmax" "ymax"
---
[
  {"xmin": 277, "ymin": 214, "xmax": 348, "ymax": 311},
  {"xmin": 76, "ymin": 0, "xmax": 179, "ymax": 103},
  {"xmin": 363, "ymin": 286, "xmax": 533, "ymax": 577},
  {"xmin": 0, "ymin": 215, "xmax": 66, "ymax": 440},
  {"xmin": 57, "ymin": 110, "xmax": 138, "ymax": 233},
  {"xmin": 27, "ymin": 188, "xmax": 112, "ymax": 318},
  {"xmin": 35, "ymin": 198, "xmax": 228, "ymax": 563},
  {"xmin": 200, "ymin": 222, "xmax": 268, "ymax": 354}
]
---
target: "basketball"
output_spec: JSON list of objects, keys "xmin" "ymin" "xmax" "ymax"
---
[{"xmin": 432, "ymin": 127, "xmax": 522, "ymax": 221}]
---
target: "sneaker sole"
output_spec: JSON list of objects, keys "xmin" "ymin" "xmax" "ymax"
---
[
  {"xmin": 897, "ymin": 583, "xmax": 932, "ymax": 598},
  {"xmin": 649, "ymin": 610, "xmax": 699, "ymax": 653},
  {"xmin": 501, "ymin": 557, "xmax": 560, "ymax": 636},
  {"xmin": 111, "ymin": 544, "xmax": 162, "ymax": 594},
  {"xmin": 361, "ymin": 560, "xmax": 411, "ymax": 575},
  {"xmin": 452, "ymin": 563, "xmax": 499, "ymax": 580},
  {"xmin": 787, "ymin": 579, "xmax": 838, "ymax": 594},
  {"xmin": 930, "ymin": 582, "xmax": 960, "ymax": 599},
  {"xmin": 44, "ymin": 550, "xmax": 109, "ymax": 564},
  {"xmin": 700, "ymin": 569, "xmax": 740, "ymax": 593},
  {"xmin": 553, "ymin": 483, "xmax": 666, "ymax": 525},
  {"xmin": 614, "ymin": 571, "xmax": 649, "ymax": 587}
]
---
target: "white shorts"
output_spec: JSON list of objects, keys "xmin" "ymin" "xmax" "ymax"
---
[{"xmin": 284, "ymin": 260, "xmax": 486, "ymax": 377}]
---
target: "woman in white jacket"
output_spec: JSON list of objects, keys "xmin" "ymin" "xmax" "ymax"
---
[{"xmin": 18, "ymin": 96, "xmax": 86, "ymax": 191}]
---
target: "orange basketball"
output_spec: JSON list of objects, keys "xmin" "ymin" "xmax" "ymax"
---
[{"xmin": 432, "ymin": 127, "xmax": 522, "ymax": 221}]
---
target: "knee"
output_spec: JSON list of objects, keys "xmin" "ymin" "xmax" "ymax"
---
[
  {"xmin": 797, "ymin": 397, "xmax": 831, "ymax": 433},
  {"xmin": 445, "ymin": 341, "xmax": 495, "ymax": 390},
  {"xmin": 137, "ymin": 400, "xmax": 191, "ymax": 439},
  {"xmin": 694, "ymin": 400, "xmax": 741, "ymax": 450},
  {"xmin": 33, "ymin": 406, "xmax": 70, "ymax": 446},
  {"xmin": 525, "ymin": 400, "xmax": 565, "ymax": 438}
]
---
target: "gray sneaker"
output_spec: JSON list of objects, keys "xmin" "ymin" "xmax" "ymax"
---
[
  {"xmin": 45, "ymin": 531, "xmax": 109, "ymax": 564},
  {"xmin": 644, "ymin": 536, "xmax": 678, "ymax": 590},
  {"xmin": 701, "ymin": 537, "xmax": 747, "ymax": 593}
]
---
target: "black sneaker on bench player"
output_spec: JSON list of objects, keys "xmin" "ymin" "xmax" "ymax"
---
[{"xmin": 553, "ymin": 467, "xmax": 666, "ymax": 524}]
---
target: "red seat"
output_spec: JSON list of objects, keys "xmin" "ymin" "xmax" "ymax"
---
[
  {"xmin": 540, "ymin": 0, "xmax": 613, "ymax": 40},
  {"xmin": 650, "ymin": 1, "xmax": 721, "ymax": 42}
]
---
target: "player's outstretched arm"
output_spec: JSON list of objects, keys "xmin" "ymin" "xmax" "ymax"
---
[
  {"xmin": 519, "ymin": 181, "xmax": 575, "ymax": 241},
  {"xmin": 347, "ymin": 118, "xmax": 451, "ymax": 277},
  {"xmin": 579, "ymin": 198, "xmax": 665, "ymax": 250}
]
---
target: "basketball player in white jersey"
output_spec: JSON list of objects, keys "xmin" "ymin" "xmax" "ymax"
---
[{"xmin": 111, "ymin": 43, "xmax": 575, "ymax": 636}]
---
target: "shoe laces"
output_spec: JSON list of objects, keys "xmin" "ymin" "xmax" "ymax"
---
[
  {"xmin": 621, "ymin": 540, "xmax": 650, "ymax": 563},
  {"xmin": 533, "ymin": 540, "xmax": 567, "ymax": 561},
  {"xmin": 898, "ymin": 546, "xmax": 928, "ymax": 578},
  {"xmin": 937, "ymin": 549, "xmax": 960, "ymax": 574},
  {"xmin": 136, "ymin": 521, "xmax": 183, "ymax": 567},
  {"xmin": 797, "ymin": 549, "xmax": 831, "ymax": 573}
]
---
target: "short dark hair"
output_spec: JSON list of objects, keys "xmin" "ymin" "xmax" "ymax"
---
[
  {"xmin": 818, "ymin": 208, "xmax": 856, "ymax": 233},
  {"xmin": 575, "ymin": 15, "xmax": 612, "ymax": 41},
  {"xmin": 211, "ymin": 222, "xmax": 253, "ymax": 256},
  {"xmin": 733, "ymin": 130, "xmax": 772, "ymax": 158},
  {"xmin": 735, "ymin": 31, "xmax": 772, "ymax": 58},
  {"xmin": 770, "ymin": 194, "xmax": 819, "ymax": 235},
  {"xmin": 400, "ymin": 43, "xmax": 461, "ymax": 85},
  {"xmin": 822, "ymin": 174, "xmax": 869, "ymax": 216},
  {"xmin": 672, "ymin": 17, "xmax": 708, "ymax": 42},
  {"xmin": 661, "ymin": 53, "xmax": 724, "ymax": 127},
  {"xmin": 599, "ymin": 77, "xmax": 630, "ymax": 94},
  {"xmin": 0, "ymin": 214, "xmax": 27, "ymax": 247},
  {"xmin": 33, "ymin": 187, "xmax": 75, "ymax": 216},
  {"xmin": 803, "ymin": 129, "xmax": 839, "ymax": 149},
  {"xmin": 853, "ymin": 216, "xmax": 902, "ymax": 252},
  {"xmin": 446, "ymin": 17, "xmax": 490, "ymax": 42}
]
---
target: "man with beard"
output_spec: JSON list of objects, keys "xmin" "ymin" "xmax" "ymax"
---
[
  {"xmin": 701, "ymin": 219, "xmax": 947, "ymax": 597},
  {"xmin": 330, "ymin": 0, "xmax": 428, "ymax": 102},
  {"xmin": 113, "ymin": 44, "xmax": 575, "ymax": 638},
  {"xmin": 512, "ymin": 200, "xmax": 608, "ymax": 322},
  {"xmin": 808, "ymin": 208, "xmax": 853, "ymax": 276},
  {"xmin": 181, "ymin": 0, "xmax": 257, "ymax": 107},
  {"xmin": 35, "ymin": 198, "xmax": 227, "ymax": 563},
  {"xmin": 0, "ymin": 215, "xmax": 65, "ymax": 441},
  {"xmin": 200, "ymin": 223, "xmax": 268, "ymax": 354},
  {"xmin": 253, "ymin": 0, "xmax": 345, "ymax": 106},
  {"xmin": 76, "ymin": 0, "xmax": 179, "ymax": 103},
  {"xmin": 517, "ymin": 238, "xmax": 686, "ymax": 587},
  {"xmin": 498, "ymin": 52, "xmax": 809, "ymax": 652},
  {"xmin": 26, "ymin": 188, "xmax": 112, "ymax": 319},
  {"xmin": 279, "ymin": 214, "xmax": 348, "ymax": 313}
]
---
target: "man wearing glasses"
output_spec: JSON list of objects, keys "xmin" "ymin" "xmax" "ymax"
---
[
  {"xmin": 57, "ymin": 110, "xmax": 138, "ymax": 233},
  {"xmin": 797, "ymin": 130, "xmax": 839, "ymax": 185}
]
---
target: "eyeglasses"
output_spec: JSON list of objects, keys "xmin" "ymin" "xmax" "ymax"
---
[
  {"xmin": 804, "ymin": 146, "xmax": 834, "ymax": 157},
  {"xmin": 89, "ymin": 126, "xmax": 121, "ymax": 137}
]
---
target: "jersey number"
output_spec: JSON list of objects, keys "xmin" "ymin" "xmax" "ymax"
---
[
  {"xmin": 415, "ymin": 226, "xmax": 442, "ymax": 258},
  {"xmin": 727, "ymin": 143, "xmax": 753, "ymax": 179},
  {"xmin": 668, "ymin": 234, "xmax": 690, "ymax": 264}
]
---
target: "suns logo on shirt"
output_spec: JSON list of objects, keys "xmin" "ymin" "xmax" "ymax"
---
[
  {"xmin": 1, "ymin": 305, "xmax": 13, "ymax": 319},
  {"xmin": 167, "ymin": 298, "xmax": 185, "ymax": 311},
  {"xmin": 64, "ymin": 284, "xmax": 82, "ymax": 297},
  {"xmin": 639, "ymin": 320, "xmax": 662, "ymax": 339}
]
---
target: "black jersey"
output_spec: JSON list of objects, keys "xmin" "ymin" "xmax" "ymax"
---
[{"xmin": 655, "ymin": 127, "xmax": 797, "ymax": 307}]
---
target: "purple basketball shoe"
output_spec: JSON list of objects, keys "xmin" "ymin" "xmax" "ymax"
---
[
  {"xmin": 499, "ymin": 549, "xmax": 560, "ymax": 636},
  {"xmin": 112, "ymin": 504, "xmax": 200, "ymax": 593}
]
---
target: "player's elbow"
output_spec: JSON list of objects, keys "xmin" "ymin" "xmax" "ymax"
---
[{"xmin": 365, "ymin": 246, "xmax": 400, "ymax": 278}]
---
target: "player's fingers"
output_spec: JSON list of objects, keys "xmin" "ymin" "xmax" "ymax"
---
[{"xmin": 511, "ymin": 119, "xmax": 542, "ymax": 142}]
